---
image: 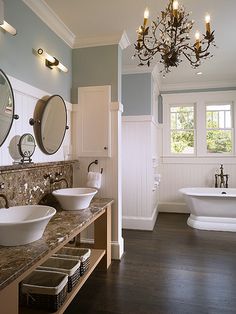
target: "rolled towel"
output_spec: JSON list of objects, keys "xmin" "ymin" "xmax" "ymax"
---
[{"xmin": 86, "ymin": 171, "xmax": 102, "ymax": 189}]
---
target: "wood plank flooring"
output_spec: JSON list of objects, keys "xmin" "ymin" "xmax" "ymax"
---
[{"xmin": 65, "ymin": 213, "xmax": 236, "ymax": 314}]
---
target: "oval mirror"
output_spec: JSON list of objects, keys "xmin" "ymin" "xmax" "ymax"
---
[
  {"xmin": 0, "ymin": 69, "xmax": 15, "ymax": 147},
  {"xmin": 32, "ymin": 95, "xmax": 67, "ymax": 155},
  {"xmin": 19, "ymin": 133, "xmax": 36, "ymax": 160}
]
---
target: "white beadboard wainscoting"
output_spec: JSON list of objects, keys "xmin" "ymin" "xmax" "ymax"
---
[
  {"xmin": 159, "ymin": 159, "xmax": 236, "ymax": 213},
  {"xmin": 72, "ymin": 102, "xmax": 124, "ymax": 260},
  {"xmin": 122, "ymin": 115, "xmax": 160, "ymax": 230},
  {"xmin": 0, "ymin": 75, "xmax": 72, "ymax": 166}
]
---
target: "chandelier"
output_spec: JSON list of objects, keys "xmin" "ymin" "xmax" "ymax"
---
[{"xmin": 134, "ymin": 0, "xmax": 215, "ymax": 75}]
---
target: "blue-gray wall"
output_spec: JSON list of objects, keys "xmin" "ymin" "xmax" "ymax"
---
[
  {"xmin": 72, "ymin": 45, "xmax": 121, "ymax": 103},
  {"xmin": 0, "ymin": 0, "xmax": 72, "ymax": 102},
  {"xmin": 122, "ymin": 73, "xmax": 152, "ymax": 116}
]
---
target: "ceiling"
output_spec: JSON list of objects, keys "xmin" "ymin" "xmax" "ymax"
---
[{"xmin": 42, "ymin": 0, "xmax": 236, "ymax": 88}]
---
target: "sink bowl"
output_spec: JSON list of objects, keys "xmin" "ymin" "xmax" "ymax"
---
[
  {"xmin": 0, "ymin": 205, "xmax": 56, "ymax": 246},
  {"xmin": 52, "ymin": 188, "xmax": 97, "ymax": 210}
]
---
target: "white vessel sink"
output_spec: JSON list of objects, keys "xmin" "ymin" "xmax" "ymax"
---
[
  {"xmin": 0, "ymin": 205, "xmax": 56, "ymax": 246},
  {"xmin": 52, "ymin": 188, "xmax": 97, "ymax": 210}
]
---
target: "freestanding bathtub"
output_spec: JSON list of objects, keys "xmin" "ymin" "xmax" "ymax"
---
[{"xmin": 179, "ymin": 187, "xmax": 236, "ymax": 232}]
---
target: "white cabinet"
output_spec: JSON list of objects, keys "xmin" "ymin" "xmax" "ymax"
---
[{"xmin": 74, "ymin": 85, "xmax": 111, "ymax": 157}]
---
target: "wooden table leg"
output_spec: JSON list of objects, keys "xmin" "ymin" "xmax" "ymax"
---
[
  {"xmin": 0, "ymin": 281, "xmax": 19, "ymax": 314},
  {"xmin": 94, "ymin": 204, "xmax": 111, "ymax": 269}
]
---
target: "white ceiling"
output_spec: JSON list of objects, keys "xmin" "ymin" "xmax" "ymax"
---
[{"xmin": 42, "ymin": 0, "xmax": 236, "ymax": 88}]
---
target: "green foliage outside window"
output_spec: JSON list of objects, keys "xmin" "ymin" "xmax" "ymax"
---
[
  {"xmin": 206, "ymin": 119, "xmax": 232, "ymax": 153},
  {"xmin": 171, "ymin": 131, "xmax": 194, "ymax": 153},
  {"xmin": 170, "ymin": 104, "xmax": 233, "ymax": 154},
  {"xmin": 171, "ymin": 106, "xmax": 194, "ymax": 154}
]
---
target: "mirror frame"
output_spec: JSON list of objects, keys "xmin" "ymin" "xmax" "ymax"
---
[
  {"xmin": 19, "ymin": 133, "xmax": 36, "ymax": 160},
  {"xmin": 32, "ymin": 94, "xmax": 67, "ymax": 155},
  {"xmin": 0, "ymin": 69, "xmax": 15, "ymax": 147}
]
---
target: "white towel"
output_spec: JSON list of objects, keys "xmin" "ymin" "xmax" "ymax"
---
[{"xmin": 86, "ymin": 171, "xmax": 102, "ymax": 189}]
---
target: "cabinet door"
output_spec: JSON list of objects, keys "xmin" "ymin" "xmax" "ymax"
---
[{"xmin": 77, "ymin": 86, "xmax": 111, "ymax": 157}]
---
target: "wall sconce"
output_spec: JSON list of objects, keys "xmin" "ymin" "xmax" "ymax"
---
[
  {"xmin": 37, "ymin": 48, "xmax": 68, "ymax": 73},
  {"xmin": 0, "ymin": 0, "xmax": 17, "ymax": 36}
]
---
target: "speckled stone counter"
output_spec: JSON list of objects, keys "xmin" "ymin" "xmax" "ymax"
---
[
  {"xmin": 0, "ymin": 198, "xmax": 113, "ymax": 291},
  {"xmin": 0, "ymin": 160, "xmax": 77, "ymax": 208}
]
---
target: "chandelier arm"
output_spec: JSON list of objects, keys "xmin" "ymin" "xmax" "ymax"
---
[
  {"xmin": 198, "ymin": 40, "xmax": 211, "ymax": 54},
  {"xmin": 178, "ymin": 43, "xmax": 196, "ymax": 53},
  {"xmin": 182, "ymin": 51, "xmax": 198, "ymax": 65}
]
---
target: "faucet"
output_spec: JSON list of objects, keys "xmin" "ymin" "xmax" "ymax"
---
[
  {"xmin": 215, "ymin": 164, "xmax": 229, "ymax": 188},
  {"xmin": 0, "ymin": 194, "xmax": 9, "ymax": 208},
  {"xmin": 0, "ymin": 182, "xmax": 9, "ymax": 208},
  {"xmin": 44, "ymin": 172, "xmax": 69, "ymax": 188},
  {"xmin": 50, "ymin": 177, "xmax": 69, "ymax": 188}
]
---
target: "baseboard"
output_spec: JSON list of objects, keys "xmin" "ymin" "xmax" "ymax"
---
[
  {"xmin": 111, "ymin": 238, "xmax": 124, "ymax": 260},
  {"xmin": 122, "ymin": 208, "xmax": 158, "ymax": 231},
  {"xmin": 80, "ymin": 237, "xmax": 124, "ymax": 260},
  {"xmin": 158, "ymin": 202, "xmax": 189, "ymax": 213}
]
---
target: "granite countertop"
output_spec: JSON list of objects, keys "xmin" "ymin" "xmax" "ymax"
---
[{"xmin": 0, "ymin": 198, "xmax": 113, "ymax": 291}]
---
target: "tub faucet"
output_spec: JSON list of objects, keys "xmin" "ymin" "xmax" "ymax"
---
[
  {"xmin": 215, "ymin": 164, "xmax": 229, "ymax": 188},
  {"xmin": 0, "ymin": 194, "xmax": 9, "ymax": 208}
]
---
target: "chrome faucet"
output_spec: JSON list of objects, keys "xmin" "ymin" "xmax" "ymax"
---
[{"xmin": 215, "ymin": 164, "xmax": 229, "ymax": 188}]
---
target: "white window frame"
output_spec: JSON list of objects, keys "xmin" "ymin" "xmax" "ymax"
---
[
  {"xmin": 205, "ymin": 102, "xmax": 234, "ymax": 156},
  {"xmin": 169, "ymin": 103, "xmax": 196, "ymax": 156},
  {"xmin": 162, "ymin": 91, "xmax": 236, "ymax": 162}
]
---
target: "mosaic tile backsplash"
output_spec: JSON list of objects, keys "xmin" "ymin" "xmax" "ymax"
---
[{"xmin": 0, "ymin": 161, "xmax": 75, "ymax": 209}]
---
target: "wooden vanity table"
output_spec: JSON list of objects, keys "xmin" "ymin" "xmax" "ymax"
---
[{"xmin": 0, "ymin": 199, "xmax": 112, "ymax": 314}]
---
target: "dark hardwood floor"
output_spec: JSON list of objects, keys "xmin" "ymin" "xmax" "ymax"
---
[{"xmin": 65, "ymin": 213, "xmax": 236, "ymax": 314}]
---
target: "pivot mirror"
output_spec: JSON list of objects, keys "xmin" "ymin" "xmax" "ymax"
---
[
  {"xmin": 30, "ymin": 95, "xmax": 68, "ymax": 155},
  {"xmin": 0, "ymin": 69, "xmax": 18, "ymax": 147}
]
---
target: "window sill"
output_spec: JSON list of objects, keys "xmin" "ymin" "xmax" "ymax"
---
[{"xmin": 161, "ymin": 155, "xmax": 236, "ymax": 164}]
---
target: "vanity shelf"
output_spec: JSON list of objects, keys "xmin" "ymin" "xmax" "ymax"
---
[
  {"xmin": 20, "ymin": 249, "xmax": 105, "ymax": 314},
  {"xmin": 0, "ymin": 198, "xmax": 113, "ymax": 314}
]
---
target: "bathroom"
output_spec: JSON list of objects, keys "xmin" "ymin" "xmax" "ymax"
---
[{"xmin": 1, "ymin": 0, "xmax": 236, "ymax": 313}]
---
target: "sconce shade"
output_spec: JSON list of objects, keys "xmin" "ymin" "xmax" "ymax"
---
[
  {"xmin": 0, "ymin": 0, "xmax": 17, "ymax": 35},
  {"xmin": 57, "ymin": 62, "xmax": 68, "ymax": 73},
  {"xmin": 37, "ymin": 48, "xmax": 68, "ymax": 73}
]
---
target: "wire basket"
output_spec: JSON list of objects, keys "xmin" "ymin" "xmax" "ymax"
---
[
  {"xmin": 37, "ymin": 257, "xmax": 81, "ymax": 292},
  {"xmin": 54, "ymin": 247, "xmax": 91, "ymax": 276},
  {"xmin": 20, "ymin": 270, "xmax": 68, "ymax": 312}
]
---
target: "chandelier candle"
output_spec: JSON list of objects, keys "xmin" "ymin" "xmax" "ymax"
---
[
  {"xmin": 195, "ymin": 31, "xmax": 201, "ymax": 50},
  {"xmin": 205, "ymin": 14, "xmax": 211, "ymax": 34},
  {"xmin": 134, "ymin": 0, "xmax": 215, "ymax": 74},
  {"xmin": 173, "ymin": 0, "xmax": 179, "ymax": 18},
  {"xmin": 143, "ymin": 8, "xmax": 149, "ymax": 27}
]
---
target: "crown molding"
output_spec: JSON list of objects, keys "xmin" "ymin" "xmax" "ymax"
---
[
  {"xmin": 22, "ymin": 0, "xmax": 130, "ymax": 50},
  {"xmin": 73, "ymin": 31, "xmax": 130, "ymax": 50},
  {"xmin": 119, "ymin": 31, "xmax": 130, "ymax": 50},
  {"xmin": 122, "ymin": 64, "xmax": 153, "ymax": 75},
  {"xmin": 22, "ymin": 0, "xmax": 75, "ymax": 48},
  {"xmin": 160, "ymin": 80, "xmax": 236, "ymax": 92}
]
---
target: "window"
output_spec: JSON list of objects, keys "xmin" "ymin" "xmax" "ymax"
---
[
  {"xmin": 206, "ymin": 104, "xmax": 233, "ymax": 154},
  {"xmin": 170, "ymin": 105, "xmax": 195, "ymax": 154},
  {"xmin": 163, "ymin": 92, "xmax": 236, "ymax": 159}
]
